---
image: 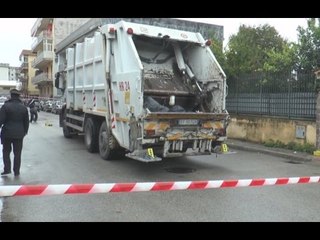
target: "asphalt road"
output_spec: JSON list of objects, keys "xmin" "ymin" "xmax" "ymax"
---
[{"xmin": 1, "ymin": 112, "xmax": 320, "ymax": 222}]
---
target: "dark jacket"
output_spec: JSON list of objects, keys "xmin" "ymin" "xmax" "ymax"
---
[
  {"xmin": 0, "ymin": 96, "xmax": 29, "ymax": 140},
  {"xmin": 28, "ymin": 98, "xmax": 35, "ymax": 109}
]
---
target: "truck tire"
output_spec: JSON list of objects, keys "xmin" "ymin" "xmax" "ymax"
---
[
  {"xmin": 62, "ymin": 109, "xmax": 73, "ymax": 138},
  {"xmin": 99, "ymin": 121, "xmax": 114, "ymax": 160},
  {"xmin": 84, "ymin": 117, "xmax": 99, "ymax": 153},
  {"xmin": 63, "ymin": 122, "xmax": 73, "ymax": 138}
]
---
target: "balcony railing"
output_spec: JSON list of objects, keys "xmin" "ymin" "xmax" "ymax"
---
[
  {"xmin": 31, "ymin": 30, "xmax": 53, "ymax": 52},
  {"xmin": 32, "ymin": 50, "xmax": 54, "ymax": 69},
  {"xmin": 31, "ymin": 72, "xmax": 53, "ymax": 85},
  {"xmin": 31, "ymin": 18, "xmax": 52, "ymax": 37},
  {"xmin": 20, "ymin": 62, "xmax": 28, "ymax": 70}
]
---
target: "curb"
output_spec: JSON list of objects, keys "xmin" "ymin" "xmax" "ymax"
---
[{"xmin": 226, "ymin": 140, "xmax": 318, "ymax": 162}]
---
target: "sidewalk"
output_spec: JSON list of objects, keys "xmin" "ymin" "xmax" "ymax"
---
[{"xmin": 226, "ymin": 138, "xmax": 319, "ymax": 162}]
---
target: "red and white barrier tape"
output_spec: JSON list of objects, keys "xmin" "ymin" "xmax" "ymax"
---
[{"xmin": 1, "ymin": 176, "xmax": 319, "ymax": 197}]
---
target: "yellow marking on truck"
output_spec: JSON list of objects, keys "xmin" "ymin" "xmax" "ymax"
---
[
  {"xmin": 159, "ymin": 122, "xmax": 170, "ymax": 130},
  {"xmin": 167, "ymin": 133, "xmax": 183, "ymax": 141},
  {"xmin": 116, "ymin": 117, "xmax": 130, "ymax": 123},
  {"xmin": 145, "ymin": 122, "xmax": 157, "ymax": 130},
  {"xmin": 202, "ymin": 121, "xmax": 223, "ymax": 129},
  {"xmin": 125, "ymin": 91, "xmax": 130, "ymax": 104}
]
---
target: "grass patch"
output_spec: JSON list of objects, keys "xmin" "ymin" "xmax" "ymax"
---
[{"xmin": 263, "ymin": 139, "xmax": 316, "ymax": 154}]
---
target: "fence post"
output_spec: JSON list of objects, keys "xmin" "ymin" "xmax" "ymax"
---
[
  {"xmin": 259, "ymin": 79, "xmax": 262, "ymax": 115},
  {"xmin": 236, "ymin": 76, "xmax": 239, "ymax": 115},
  {"xmin": 288, "ymin": 77, "xmax": 291, "ymax": 119},
  {"xmin": 316, "ymin": 91, "xmax": 320, "ymax": 149},
  {"xmin": 315, "ymin": 70, "xmax": 320, "ymax": 149}
]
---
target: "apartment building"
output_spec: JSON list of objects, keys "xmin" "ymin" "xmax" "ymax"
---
[
  {"xmin": 0, "ymin": 63, "xmax": 21, "ymax": 96},
  {"xmin": 19, "ymin": 50, "xmax": 37, "ymax": 97},
  {"xmin": 9, "ymin": 66, "xmax": 20, "ymax": 81},
  {"xmin": 31, "ymin": 18, "xmax": 90, "ymax": 98}
]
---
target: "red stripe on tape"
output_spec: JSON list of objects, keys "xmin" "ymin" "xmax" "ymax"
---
[
  {"xmin": 276, "ymin": 178, "xmax": 289, "ymax": 185},
  {"xmin": 151, "ymin": 182, "xmax": 174, "ymax": 191},
  {"xmin": 14, "ymin": 185, "xmax": 47, "ymax": 196},
  {"xmin": 110, "ymin": 183, "xmax": 135, "ymax": 192},
  {"xmin": 298, "ymin": 177, "xmax": 310, "ymax": 183},
  {"xmin": 250, "ymin": 179, "xmax": 265, "ymax": 186},
  {"xmin": 65, "ymin": 184, "xmax": 94, "ymax": 194},
  {"xmin": 221, "ymin": 180, "xmax": 238, "ymax": 187},
  {"xmin": 188, "ymin": 181, "xmax": 208, "ymax": 190}
]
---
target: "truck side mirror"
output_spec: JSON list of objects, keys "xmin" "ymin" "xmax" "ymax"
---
[{"xmin": 55, "ymin": 72, "xmax": 61, "ymax": 89}]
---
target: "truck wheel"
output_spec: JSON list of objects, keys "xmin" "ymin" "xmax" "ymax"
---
[
  {"xmin": 99, "ymin": 121, "xmax": 113, "ymax": 160},
  {"xmin": 84, "ymin": 117, "xmax": 99, "ymax": 153},
  {"xmin": 62, "ymin": 109, "xmax": 73, "ymax": 138},
  {"xmin": 63, "ymin": 122, "xmax": 73, "ymax": 138}
]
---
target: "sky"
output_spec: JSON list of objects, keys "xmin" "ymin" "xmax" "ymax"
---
[
  {"xmin": 0, "ymin": 18, "xmax": 309, "ymax": 67},
  {"xmin": 0, "ymin": 18, "xmax": 37, "ymax": 67},
  {"xmin": 179, "ymin": 18, "xmax": 308, "ymax": 46}
]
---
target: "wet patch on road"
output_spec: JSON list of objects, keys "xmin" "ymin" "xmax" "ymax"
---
[{"xmin": 285, "ymin": 160, "xmax": 303, "ymax": 164}]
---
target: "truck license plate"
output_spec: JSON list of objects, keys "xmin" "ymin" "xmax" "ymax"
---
[{"xmin": 178, "ymin": 119, "xmax": 199, "ymax": 125}]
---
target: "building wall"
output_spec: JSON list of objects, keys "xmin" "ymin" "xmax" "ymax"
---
[
  {"xmin": 8, "ymin": 67, "xmax": 19, "ymax": 81},
  {"xmin": 0, "ymin": 64, "xmax": 19, "ymax": 95},
  {"xmin": 52, "ymin": 18, "xmax": 90, "ymax": 97},
  {"xmin": 227, "ymin": 115, "xmax": 316, "ymax": 146},
  {"xmin": 27, "ymin": 55, "xmax": 38, "ymax": 95},
  {"xmin": 54, "ymin": 18, "xmax": 91, "ymax": 46},
  {"xmin": 0, "ymin": 64, "xmax": 9, "ymax": 81}
]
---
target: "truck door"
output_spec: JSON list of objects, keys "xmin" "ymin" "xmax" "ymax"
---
[{"xmin": 107, "ymin": 25, "xmax": 143, "ymax": 150}]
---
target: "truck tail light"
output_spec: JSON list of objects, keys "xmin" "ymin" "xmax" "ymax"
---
[
  {"xmin": 109, "ymin": 27, "xmax": 116, "ymax": 33},
  {"xmin": 145, "ymin": 129, "xmax": 155, "ymax": 137},
  {"xmin": 205, "ymin": 39, "xmax": 212, "ymax": 46},
  {"xmin": 218, "ymin": 128, "xmax": 226, "ymax": 136},
  {"xmin": 127, "ymin": 28, "xmax": 133, "ymax": 35}
]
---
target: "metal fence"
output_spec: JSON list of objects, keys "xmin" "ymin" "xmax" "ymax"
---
[{"xmin": 226, "ymin": 72, "xmax": 316, "ymax": 119}]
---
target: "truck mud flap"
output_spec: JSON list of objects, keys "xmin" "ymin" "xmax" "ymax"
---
[{"xmin": 126, "ymin": 149, "xmax": 162, "ymax": 162}]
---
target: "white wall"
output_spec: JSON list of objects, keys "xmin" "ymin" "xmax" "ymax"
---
[{"xmin": 0, "ymin": 66, "xmax": 9, "ymax": 81}]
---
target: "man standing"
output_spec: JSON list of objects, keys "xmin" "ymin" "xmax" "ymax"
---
[
  {"xmin": 28, "ymin": 98, "xmax": 38, "ymax": 123},
  {"xmin": 0, "ymin": 89, "xmax": 29, "ymax": 177}
]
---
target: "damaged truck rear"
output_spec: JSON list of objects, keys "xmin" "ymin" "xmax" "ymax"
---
[{"xmin": 56, "ymin": 20, "xmax": 229, "ymax": 162}]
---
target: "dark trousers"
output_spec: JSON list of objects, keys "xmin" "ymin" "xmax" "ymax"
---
[
  {"xmin": 30, "ymin": 108, "xmax": 38, "ymax": 122},
  {"xmin": 2, "ymin": 137, "xmax": 23, "ymax": 174}
]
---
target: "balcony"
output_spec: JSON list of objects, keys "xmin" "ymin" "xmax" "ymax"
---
[
  {"xmin": 32, "ymin": 30, "xmax": 53, "ymax": 52},
  {"xmin": 32, "ymin": 50, "xmax": 54, "ymax": 69},
  {"xmin": 31, "ymin": 18, "xmax": 53, "ymax": 37},
  {"xmin": 31, "ymin": 72, "xmax": 53, "ymax": 85},
  {"xmin": 20, "ymin": 62, "xmax": 28, "ymax": 71},
  {"xmin": 19, "ymin": 77, "xmax": 28, "ymax": 83}
]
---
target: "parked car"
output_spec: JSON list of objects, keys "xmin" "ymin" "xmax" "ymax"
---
[
  {"xmin": 51, "ymin": 101, "xmax": 63, "ymax": 114},
  {"xmin": 43, "ymin": 100, "xmax": 53, "ymax": 112}
]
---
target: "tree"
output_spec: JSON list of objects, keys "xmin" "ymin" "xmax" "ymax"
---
[
  {"xmin": 225, "ymin": 24, "xmax": 291, "ymax": 77},
  {"xmin": 263, "ymin": 42, "xmax": 297, "ymax": 73},
  {"xmin": 208, "ymin": 35, "xmax": 226, "ymax": 72},
  {"xmin": 295, "ymin": 18, "xmax": 320, "ymax": 73}
]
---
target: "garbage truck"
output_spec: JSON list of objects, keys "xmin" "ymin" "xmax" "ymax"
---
[{"xmin": 55, "ymin": 20, "xmax": 229, "ymax": 162}]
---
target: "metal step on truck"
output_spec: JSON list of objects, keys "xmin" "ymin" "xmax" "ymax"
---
[{"xmin": 55, "ymin": 20, "xmax": 230, "ymax": 162}]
